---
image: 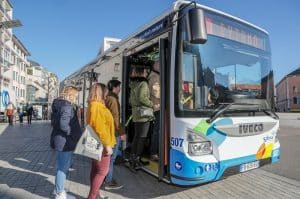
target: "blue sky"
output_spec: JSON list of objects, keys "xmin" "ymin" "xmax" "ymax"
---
[{"xmin": 11, "ymin": 0, "xmax": 300, "ymax": 83}]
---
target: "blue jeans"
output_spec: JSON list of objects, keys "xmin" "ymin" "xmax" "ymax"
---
[
  {"xmin": 106, "ymin": 136, "xmax": 121, "ymax": 182},
  {"xmin": 55, "ymin": 151, "xmax": 73, "ymax": 193}
]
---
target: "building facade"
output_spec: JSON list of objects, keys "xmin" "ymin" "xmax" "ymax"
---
[
  {"xmin": 26, "ymin": 60, "xmax": 59, "ymax": 119},
  {"xmin": 276, "ymin": 67, "xmax": 300, "ymax": 112},
  {"xmin": 11, "ymin": 35, "xmax": 30, "ymax": 108},
  {"xmin": 26, "ymin": 60, "xmax": 59, "ymax": 105},
  {"xmin": 98, "ymin": 37, "xmax": 121, "ymax": 55},
  {"xmin": 0, "ymin": 0, "xmax": 59, "ymax": 118},
  {"xmin": 0, "ymin": 0, "xmax": 14, "ymax": 112}
]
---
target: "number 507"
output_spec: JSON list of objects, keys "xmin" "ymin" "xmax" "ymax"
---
[{"xmin": 171, "ymin": 137, "xmax": 184, "ymax": 147}]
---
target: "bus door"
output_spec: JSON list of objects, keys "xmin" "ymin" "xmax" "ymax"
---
[
  {"xmin": 122, "ymin": 35, "xmax": 170, "ymax": 181},
  {"xmin": 158, "ymin": 38, "xmax": 170, "ymax": 181}
]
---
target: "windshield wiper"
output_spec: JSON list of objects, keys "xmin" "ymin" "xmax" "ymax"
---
[
  {"xmin": 262, "ymin": 109, "xmax": 279, "ymax": 120},
  {"xmin": 206, "ymin": 103, "xmax": 233, "ymax": 123},
  {"xmin": 206, "ymin": 103, "xmax": 278, "ymax": 123}
]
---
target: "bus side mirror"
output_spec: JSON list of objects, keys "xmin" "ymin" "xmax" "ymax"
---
[{"xmin": 186, "ymin": 8, "xmax": 207, "ymax": 44}]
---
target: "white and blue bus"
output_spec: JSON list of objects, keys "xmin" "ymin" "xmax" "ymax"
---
[{"xmin": 66, "ymin": 0, "xmax": 280, "ymax": 186}]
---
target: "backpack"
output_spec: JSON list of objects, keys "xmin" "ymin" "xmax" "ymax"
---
[{"xmin": 6, "ymin": 109, "xmax": 14, "ymax": 116}]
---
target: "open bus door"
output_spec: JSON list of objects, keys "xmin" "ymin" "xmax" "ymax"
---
[
  {"xmin": 121, "ymin": 36, "xmax": 170, "ymax": 182},
  {"xmin": 158, "ymin": 38, "xmax": 169, "ymax": 181}
]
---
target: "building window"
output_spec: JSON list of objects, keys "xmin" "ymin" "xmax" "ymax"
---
[
  {"xmin": 27, "ymin": 68, "xmax": 33, "ymax": 75},
  {"xmin": 114, "ymin": 63, "xmax": 120, "ymax": 72},
  {"xmin": 293, "ymin": 86, "xmax": 298, "ymax": 93},
  {"xmin": 3, "ymin": 49, "xmax": 10, "ymax": 62},
  {"xmin": 294, "ymin": 97, "xmax": 297, "ymax": 104}
]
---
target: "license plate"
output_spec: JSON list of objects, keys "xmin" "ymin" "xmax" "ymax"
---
[{"xmin": 240, "ymin": 161, "xmax": 259, "ymax": 172}]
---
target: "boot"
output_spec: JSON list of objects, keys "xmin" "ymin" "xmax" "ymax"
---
[
  {"xmin": 133, "ymin": 156, "xmax": 143, "ymax": 170},
  {"xmin": 139, "ymin": 157, "xmax": 150, "ymax": 166},
  {"xmin": 127, "ymin": 154, "xmax": 138, "ymax": 173}
]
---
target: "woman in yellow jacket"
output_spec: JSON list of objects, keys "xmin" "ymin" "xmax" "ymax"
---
[{"xmin": 86, "ymin": 83, "xmax": 116, "ymax": 199}]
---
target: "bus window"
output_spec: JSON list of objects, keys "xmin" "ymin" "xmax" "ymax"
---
[{"xmin": 179, "ymin": 52, "xmax": 196, "ymax": 110}]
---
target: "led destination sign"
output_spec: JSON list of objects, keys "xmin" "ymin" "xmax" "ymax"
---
[{"xmin": 205, "ymin": 15, "xmax": 267, "ymax": 51}]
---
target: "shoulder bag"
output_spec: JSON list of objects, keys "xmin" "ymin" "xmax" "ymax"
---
[{"xmin": 74, "ymin": 125, "xmax": 103, "ymax": 160}]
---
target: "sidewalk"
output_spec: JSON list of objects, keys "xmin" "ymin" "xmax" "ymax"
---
[{"xmin": 0, "ymin": 121, "xmax": 299, "ymax": 199}]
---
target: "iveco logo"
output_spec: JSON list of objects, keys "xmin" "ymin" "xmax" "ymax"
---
[
  {"xmin": 239, "ymin": 123, "xmax": 264, "ymax": 134},
  {"xmin": 214, "ymin": 122, "xmax": 276, "ymax": 137}
]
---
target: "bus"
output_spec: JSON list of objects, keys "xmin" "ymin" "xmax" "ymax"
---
[{"xmin": 64, "ymin": 0, "xmax": 280, "ymax": 186}]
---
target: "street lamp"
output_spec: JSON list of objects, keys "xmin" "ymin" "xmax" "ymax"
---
[{"xmin": 0, "ymin": 19, "xmax": 22, "ymax": 29}]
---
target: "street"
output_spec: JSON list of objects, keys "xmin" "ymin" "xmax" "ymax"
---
[
  {"xmin": 0, "ymin": 116, "xmax": 299, "ymax": 199},
  {"xmin": 262, "ymin": 113, "xmax": 300, "ymax": 181}
]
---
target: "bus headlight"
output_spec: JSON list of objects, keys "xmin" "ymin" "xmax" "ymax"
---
[
  {"xmin": 188, "ymin": 141, "xmax": 212, "ymax": 156},
  {"xmin": 186, "ymin": 128, "xmax": 205, "ymax": 142}
]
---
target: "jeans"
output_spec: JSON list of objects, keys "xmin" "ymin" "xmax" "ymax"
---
[
  {"xmin": 19, "ymin": 114, "xmax": 23, "ymax": 123},
  {"xmin": 88, "ymin": 155, "xmax": 111, "ymax": 199},
  {"xmin": 55, "ymin": 151, "xmax": 73, "ymax": 193},
  {"xmin": 27, "ymin": 114, "xmax": 32, "ymax": 124},
  {"xmin": 7, "ymin": 115, "xmax": 13, "ymax": 125},
  {"xmin": 150, "ymin": 111, "xmax": 160, "ymax": 155},
  {"xmin": 106, "ymin": 136, "xmax": 121, "ymax": 182}
]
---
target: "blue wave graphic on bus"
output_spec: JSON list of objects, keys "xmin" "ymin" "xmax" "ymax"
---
[
  {"xmin": 170, "ymin": 148, "xmax": 280, "ymax": 186},
  {"xmin": 193, "ymin": 118, "xmax": 233, "ymax": 146}
]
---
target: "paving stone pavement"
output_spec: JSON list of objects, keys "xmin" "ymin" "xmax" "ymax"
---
[{"xmin": 0, "ymin": 121, "xmax": 299, "ymax": 199}]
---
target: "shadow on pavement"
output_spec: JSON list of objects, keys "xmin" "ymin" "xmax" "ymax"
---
[
  {"xmin": 0, "ymin": 167, "xmax": 53, "ymax": 198},
  {"xmin": 0, "ymin": 122, "xmax": 194, "ymax": 199}
]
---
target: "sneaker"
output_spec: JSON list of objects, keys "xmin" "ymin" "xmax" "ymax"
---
[
  {"xmin": 125, "ymin": 161, "xmax": 137, "ymax": 173},
  {"xmin": 105, "ymin": 179, "xmax": 123, "ymax": 190},
  {"xmin": 134, "ymin": 159, "xmax": 143, "ymax": 170},
  {"xmin": 150, "ymin": 154, "xmax": 159, "ymax": 161},
  {"xmin": 55, "ymin": 191, "xmax": 75, "ymax": 199}
]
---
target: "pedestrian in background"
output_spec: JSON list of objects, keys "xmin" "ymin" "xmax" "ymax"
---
[
  {"xmin": 50, "ymin": 86, "xmax": 82, "ymax": 199},
  {"xmin": 26, "ymin": 103, "xmax": 33, "ymax": 124},
  {"xmin": 105, "ymin": 79, "xmax": 125, "ymax": 190},
  {"xmin": 17, "ymin": 107, "xmax": 24, "ymax": 125},
  {"xmin": 43, "ymin": 107, "xmax": 48, "ymax": 120},
  {"xmin": 5, "ymin": 102, "xmax": 15, "ymax": 126},
  {"xmin": 86, "ymin": 83, "xmax": 116, "ymax": 199}
]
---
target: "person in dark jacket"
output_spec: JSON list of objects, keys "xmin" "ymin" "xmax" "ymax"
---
[
  {"xmin": 26, "ymin": 103, "xmax": 33, "ymax": 124},
  {"xmin": 50, "ymin": 86, "xmax": 82, "ymax": 199},
  {"xmin": 17, "ymin": 107, "xmax": 24, "ymax": 124}
]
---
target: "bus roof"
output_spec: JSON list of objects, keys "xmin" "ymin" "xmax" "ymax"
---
[
  {"xmin": 99, "ymin": 1, "xmax": 268, "ymax": 59},
  {"xmin": 65, "ymin": 0, "xmax": 269, "ymax": 81}
]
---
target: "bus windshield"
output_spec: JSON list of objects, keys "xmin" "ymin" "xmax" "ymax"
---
[{"xmin": 176, "ymin": 10, "xmax": 274, "ymax": 116}]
